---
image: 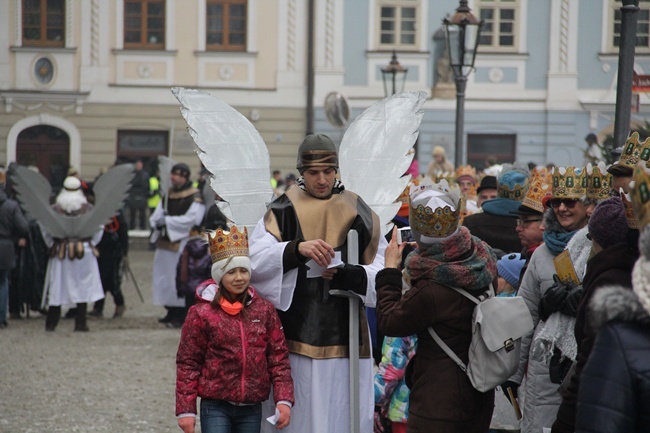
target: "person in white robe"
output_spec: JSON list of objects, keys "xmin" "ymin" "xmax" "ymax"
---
[
  {"xmin": 149, "ymin": 163, "xmax": 205, "ymax": 327},
  {"xmin": 42, "ymin": 176, "xmax": 104, "ymax": 332},
  {"xmin": 249, "ymin": 134, "xmax": 386, "ymax": 433}
]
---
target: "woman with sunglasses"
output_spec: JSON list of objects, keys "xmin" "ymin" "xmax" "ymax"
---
[{"xmin": 505, "ymin": 166, "xmax": 594, "ymax": 433}]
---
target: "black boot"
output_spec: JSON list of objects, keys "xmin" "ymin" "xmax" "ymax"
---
[
  {"xmin": 45, "ymin": 306, "xmax": 61, "ymax": 331},
  {"xmin": 158, "ymin": 307, "xmax": 173, "ymax": 323},
  {"xmin": 74, "ymin": 303, "xmax": 89, "ymax": 332}
]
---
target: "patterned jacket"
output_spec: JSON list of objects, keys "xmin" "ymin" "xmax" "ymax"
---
[{"xmin": 175, "ymin": 280, "xmax": 294, "ymax": 415}]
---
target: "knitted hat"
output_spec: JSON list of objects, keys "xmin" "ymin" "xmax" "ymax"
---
[
  {"xmin": 587, "ymin": 197, "xmax": 627, "ymax": 249},
  {"xmin": 432, "ymin": 145, "xmax": 446, "ymax": 156},
  {"xmin": 63, "ymin": 176, "xmax": 82, "ymax": 191},
  {"xmin": 208, "ymin": 226, "xmax": 251, "ymax": 284},
  {"xmin": 497, "ymin": 253, "xmax": 526, "ymax": 289},
  {"xmin": 171, "ymin": 163, "xmax": 191, "ymax": 179}
]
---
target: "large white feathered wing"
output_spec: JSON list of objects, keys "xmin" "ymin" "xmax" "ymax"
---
[
  {"xmin": 172, "ymin": 87, "xmax": 274, "ymax": 230},
  {"xmin": 339, "ymin": 91, "xmax": 426, "ymax": 235}
]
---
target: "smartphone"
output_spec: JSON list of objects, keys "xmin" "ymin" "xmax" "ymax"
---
[{"xmin": 397, "ymin": 227, "xmax": 414, "ymax": 245}]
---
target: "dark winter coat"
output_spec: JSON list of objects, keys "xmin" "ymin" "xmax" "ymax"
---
[
  {"xmin": 175, "ymin": 235, "xmax": 211, "ymax": 298},
  {"xmin": 376, "ymin": 268, "xmax": 495, "ymax": 433},
  {"xmin": 0, "ymin": 188, "xmax": 29, "ymax": 270},
  {"xmin": 175, "ymin": 281, "xmax": 294, "ymax": 415},
  {"xmin": 575, "ymin": 287, "xmax": 650, "ymax": 433},
  {"xmin": 552, "ymin": 242, "xmax": 638, "ymax": 433},
  {"xmin": 462, "ymin": 204, "xmax": 522, "ymax": 254}
]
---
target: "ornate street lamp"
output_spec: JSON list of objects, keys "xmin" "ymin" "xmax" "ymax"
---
[
  {"xmin": 381, "ymin": 50, "xmax": 408, "ymax": 96},
  {"xmin": 444, "ymin": 0, "xmax": 483, "ymax": 166}
]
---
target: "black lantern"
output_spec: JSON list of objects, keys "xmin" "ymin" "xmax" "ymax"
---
[
  {"xmin": 381, "ymin": 50, "xmax": 408, "ymax": 96},
  {"xmin": 443, "ymin": 0, "xmax": 483, "ymax": 166}
]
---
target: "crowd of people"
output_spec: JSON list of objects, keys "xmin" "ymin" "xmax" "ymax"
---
[{"xmin": 2, "ymin": 128, "xmax": 650, "ymax": 433}]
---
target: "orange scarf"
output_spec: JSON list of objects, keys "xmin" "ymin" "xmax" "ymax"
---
[{"xmin": 218, "ymin": 297, "xmax": 243, "ymax": 315}]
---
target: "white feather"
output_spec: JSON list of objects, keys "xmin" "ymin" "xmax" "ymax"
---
[
  {"xmin": 339, "ymin": 91, "xmax": 426, "ymax": 235},
  {"xmin": 172, "ymin": 87, "xmax": 275, "ymax": 231}
]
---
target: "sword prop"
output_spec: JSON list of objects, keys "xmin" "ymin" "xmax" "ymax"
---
[{"xmin": 329, "ymin": 230, "xmax": 361, "ymax": 433}]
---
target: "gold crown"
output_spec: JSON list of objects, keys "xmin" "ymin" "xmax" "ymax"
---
[
  {"xmin": 455, "ymin": 165, "xmax": 477, "ymax": 180},
  {"xmin": 586, "ymin": 162, "xmax": 613, "ymax": 200},
  {"xmin": 619, "ymin": 132, "xmax": 650, "ymax": 168},
  {"xmin": 521, "ymin": 170, "xmax": 552, "ymax": 213},
  {"xmin": 409, "ymin": 179, "xmax": 462, "ymax": 238},
  {"xmin": 552, "ymin": 166, "xmax": 587, "ymax": 198},
  {"xmin": 208, "ymin": 226, "xmax": 249, "ymax": 264},
  {"xmin": 631, "ymin": 162, "xmax": 650, "ymax": 229},
  {"xmin": 499, "ymin": 181, "xmax": 529, "ymax": 201},
  {"xmin": 410, "ymin": 202, "xmax": 462, "ymax": 238}
]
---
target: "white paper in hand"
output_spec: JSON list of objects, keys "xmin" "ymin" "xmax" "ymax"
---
[
  {"xmin": 306, "ymin": 252, "xmax": 344, "ymax": 278},
  {"xmin": 266, "ymin": 408, "xmax": 280, "ymax": 425}
]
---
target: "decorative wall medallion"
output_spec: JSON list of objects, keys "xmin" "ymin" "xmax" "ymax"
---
[
  {"xmin": 488, "ymin": 68, "xmax": 504, "ymax": 83},
  {"xmin": 34, "ymin": 57, "xmax": 54, "ymax": 85},
  {"xmin": 219, "ymin": 65, "xmax": 234, "ymax": 81},
  {"xmin": 138, "ymin": 63, "xmax": 152, "ymax": 78}
]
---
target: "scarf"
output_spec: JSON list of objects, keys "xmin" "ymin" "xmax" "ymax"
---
[
  {"xmin": 404, "ymin": 226, "xmax": 497, "ymax": 292},
  {"xmin": 541, "ymin": 208, "xmax": 578, "ymax": 256},
  {"xmin": 296, "ymin": 176, "xmax": 344, "ymax": 194},
  {"xmin": 219, "ymin": 297, "xmax": 244, "ymax": 315}
]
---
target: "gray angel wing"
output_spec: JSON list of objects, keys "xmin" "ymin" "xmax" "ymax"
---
[
  {"xmin": 339, "ymin": 91, "xmax": 426, "ymax": 235},
  {"xmin": 71, "ymin": 163, "xmax": 135, "ymax": 239},
  {"xmin": 158, "ymin": 155, "xmax": 175, "ymax": 198},
  {"xmin": 172, "ymin": 87, "xmax": 274, "ymax": 229},
  {"xmin": 10, "ymin": 165, "xmax": 70, "ymax": 239}
]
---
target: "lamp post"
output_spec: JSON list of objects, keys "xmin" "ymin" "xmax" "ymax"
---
[
  {"xmin": 613, "ymin": 0, "xmax": 639, "ymax": 153},
  {"xmin": 381, "ymin": 50, "xmax": 408, "ymax": 96},
  {"xmin": 444, "ymin": 0, "xmax": 483, "ymax": 167}
]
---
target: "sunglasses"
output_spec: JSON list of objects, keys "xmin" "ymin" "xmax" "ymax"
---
[{"xmin": 548, "ymin": 198, "xmax": 580, "ymax": 209}]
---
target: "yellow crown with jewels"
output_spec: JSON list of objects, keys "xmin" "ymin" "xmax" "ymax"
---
[
  {"xmin": 454, "ymin": 165, "xmax": 477, "ymax": 183},
  {"xmin": 409, "ymin": 179, "xmax": 462, "ymax": 238},
  {"xmin": 586, "ymin": 162, "xmax": 613, "ymax": 200},
  {"xmin": 207, "ymin": 226, "xmax": 249, "ymax": 264},
  {"xmin": 631, "ymin": 162, "xmax": 650, "ymax": 229},
  {"xmin": 521, "ymin": 169, "xmax": 552, "ymax": 213},
  {"xmin": 551, "ymin": 166, "xmax": 587, "ymax": 199},
  {"xmin": 619, "ymin": 132, "xmax": 650, "ymax": 168}
]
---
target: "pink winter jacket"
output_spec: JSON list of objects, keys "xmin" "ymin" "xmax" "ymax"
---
[{"xmin": 175, "ymin": 280, "xmax": 294, "ymax": 415}]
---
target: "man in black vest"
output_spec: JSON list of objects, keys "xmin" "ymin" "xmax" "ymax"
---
[
  {"xmin": 249, "ymin": 134, "xmax": 386, "ymax": 433},
  {"xmin": 149, "ymin": 163, "xmax": 205, "ymax": 327}
]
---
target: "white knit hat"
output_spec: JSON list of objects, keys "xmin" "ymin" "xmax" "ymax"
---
[{"xmin": 208, "ymin": 226, "xmax": 251, "ymax": 283}]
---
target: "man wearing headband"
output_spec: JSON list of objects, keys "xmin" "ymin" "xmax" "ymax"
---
[
  {"xmin": 249, "ymin": 133, "xmax": 386, "ymax": 433},
  {"xmin": 149, "ymin": 163, "xmax": 205, "ymax": 328}
]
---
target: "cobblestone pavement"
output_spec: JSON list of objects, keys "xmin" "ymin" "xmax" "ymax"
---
[{"xmin": 0, "ymin": 248, "xmax": 190, "ymax": 433}]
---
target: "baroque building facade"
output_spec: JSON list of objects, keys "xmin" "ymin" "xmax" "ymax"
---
[{"xmin": 1, "ymin": 0, "xmax": 649, "ymax": 187}]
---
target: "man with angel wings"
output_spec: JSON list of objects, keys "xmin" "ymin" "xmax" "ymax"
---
[
  {"xmin": 172, "ymin": 87, "xmax": 425, "ymax": 433},
  {"xmin": 249, "ymin": 134, "xmax": 386, "ymax": 433}
]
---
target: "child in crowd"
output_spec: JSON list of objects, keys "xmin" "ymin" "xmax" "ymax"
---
[
  {"xmin": 496, "ymin": 253, "xmax": 526, "ymax": 297},
  {"xmin": 175, "ymin": 225, "xmax": 212, "ymax": 327},
  {"xmin": 175, "ymin": 225, "xmax": 294, "ymax": 433}
]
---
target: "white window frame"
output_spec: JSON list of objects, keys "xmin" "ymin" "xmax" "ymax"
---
[
  {"xmin": 607, "ymin": 0, "xmax": 650, "ymax": 53},
  {"xmin": 475, "ymin": 0, "xmax": 521, "ymax": 52},
  {"xmin": 376, "ymin": 0, "xmax": 421, "ymax": 50}
]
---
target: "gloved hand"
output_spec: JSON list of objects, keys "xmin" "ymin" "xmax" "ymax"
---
[
  {"xmin": 560, "ymin": 285, "xmax": 583, "ymax": 317},
  {"xmin": 330, "ymin": 264, "xmax": 368, "ymax": 295},
  {"xmin": 501, "ymin": 380, "xmax": 519, "ymax": 404},
  {"xmin": 539, "ymin": 274, "xmax": 571, "ymax": 321}
]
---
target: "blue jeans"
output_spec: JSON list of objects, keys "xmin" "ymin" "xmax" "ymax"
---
[
  {"xmin": 0, "ymin": 270, "xmax": 8, "ymax": 324},
  {"xmin": 200, "ymin": 399, "xmax": 262, "ymax": 433}
]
